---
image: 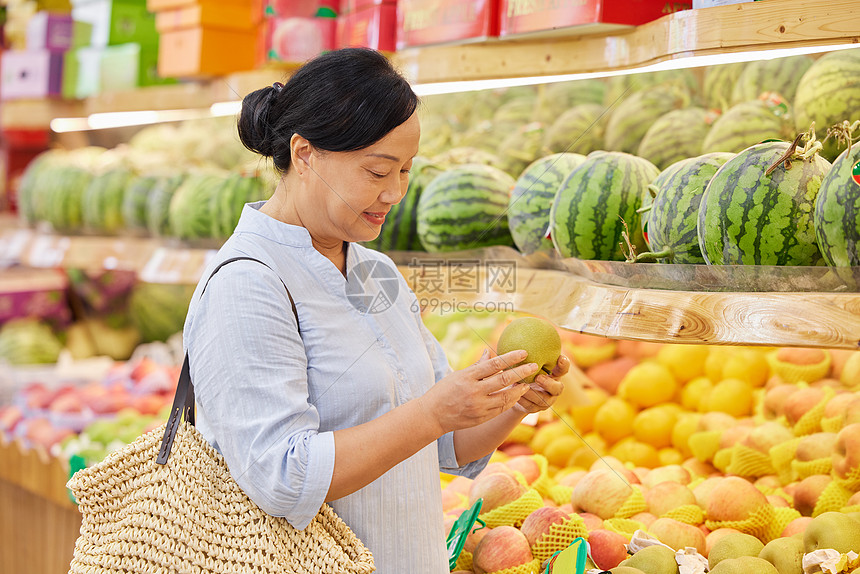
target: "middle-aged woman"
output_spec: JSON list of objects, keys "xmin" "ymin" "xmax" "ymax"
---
[{"xmin": 182, "ymin": 48, "xmax": 569, "ymax": 573}]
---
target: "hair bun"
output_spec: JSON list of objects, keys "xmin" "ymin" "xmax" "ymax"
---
[{"xmin": 237, "ymin": 85, "xmax": 281, "ymax": 159}]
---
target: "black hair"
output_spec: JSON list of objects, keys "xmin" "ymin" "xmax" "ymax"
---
[{"xmin": 237, "ymin": 48, "xmax": 419, "ymax": 172}]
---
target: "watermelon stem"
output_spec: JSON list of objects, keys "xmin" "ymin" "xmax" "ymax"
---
[
  {"xmin": 630, "ymin": 248, "xmax": 674, "ymax": 263},
  {"xmin": 764, "ymin": 123, "xmax": 825, "ymax": 176},
  {"xmin": 826, "ymin": 119, "xmax": 860, "ymax": 150}
]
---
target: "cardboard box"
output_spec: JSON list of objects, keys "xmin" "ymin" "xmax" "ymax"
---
[
  {"xmin": 342, "ymin": 0, "xmax": 392, "ymax": 13},
  {"xmin": 337, "ymin": 4, "xmax": 395, "ymax": 51},
  {"xmin": 158, "ymin": 26, "xmax": 257, "ymax": 77},
  {"xmin": 396, "ymin": 0, "xmax": 498, "ymax": 49},
  {"xmin": 499, "ymin": 0, "xmax": 691, "ymax": 37},
  {"xmin": 26, "ymin": 12, "xmax": 75, "ymax": 51},
  {"xmin": 692, "ymin": 0, "xmax": 755, "ymax": 7},
  {"xmin": 264, "ymin": 0, "xmax": 342, "ymax": 18},
  {"xmin": 154, "ymin": 1, "xmax": 263, "ymax": 33},
  {"xmin": 0, "ymin": 50, "xmax": 64, "ymax": 100},
  {"xmin": 62, "ymin": 42, "xmax": 168, "ymax": 98},
  {"xmin": 262, "ymin": 17, "xmax": 335, "ymax": 63},
  {"xmin": 72, "ymin": 0, "xmax": 159, "ymax": 47}
]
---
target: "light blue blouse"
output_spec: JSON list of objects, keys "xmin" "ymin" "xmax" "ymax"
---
[{"xmin": 183, "ymin": 201, "xmax": 490, "ymax": 574}]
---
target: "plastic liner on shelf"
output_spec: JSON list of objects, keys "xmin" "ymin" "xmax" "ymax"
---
[{"xmin": 387, "ymin": 247, "xmax": 860, "ymax": 293}]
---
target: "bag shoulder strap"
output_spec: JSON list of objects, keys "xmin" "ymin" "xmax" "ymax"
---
[{"xmin": 156, "ymin": 256, "xmax": 299, "ymax": 465}]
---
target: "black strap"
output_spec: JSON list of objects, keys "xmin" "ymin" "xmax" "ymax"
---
[{"xmin": 156, "ymin": 256, "xmax": 299, "ymax": 465}]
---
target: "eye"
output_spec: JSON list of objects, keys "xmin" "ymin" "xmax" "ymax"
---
[
  {"xmin": 368, "ymin": 170, "xmax": 387, "ymax": 179},
  {"xmin": 401, "ymin": 169, "xmax": 411, "ymax": 175}
]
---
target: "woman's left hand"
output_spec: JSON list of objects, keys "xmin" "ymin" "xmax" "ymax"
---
[{"xmin": 513, "ymin": 355, "xmax": 569, "ymax": 415}]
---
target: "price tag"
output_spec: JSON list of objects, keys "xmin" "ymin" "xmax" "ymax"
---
[
  {"xmin": 545, "ymin": 537, "xmax": 589, "ymax": 574},
  {"xmin": 140, "ymin": 247, "xmax": 181, "ymax": 283},
  {"xmin": 26, "ymin": 235, "xmax": 70, "ymax": 268},
  {"xmin": 140, "ymin": 247, "xmax": 216, "ymax": 284}
]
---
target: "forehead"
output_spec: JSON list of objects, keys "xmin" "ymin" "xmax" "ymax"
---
[{"xmin": 362, "ymin": 112, "xmax": 420, "ymax": 158}]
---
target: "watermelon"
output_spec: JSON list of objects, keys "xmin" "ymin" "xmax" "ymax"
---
[
  {"xmin": 417, "ymin": 164, "xmax": 515, "ymax": 252},
  {"xmin": 433, "ymin": 146, "xmax": 504, "ymax": 171},
  {"xmin": 794, "ymin": 48, "xmax": 860, "ymax": 161},
  {"xmin": 550, "ymin": 151, "xmax": 660, "ymax": 260},
  {"xmin": 544, "ymin": 104, "xmax": 607, "ymax": 155},
  {"xmin": 730, "ymin": 55, "xmax": 813, "ymax": 105},
  {"xmin": 457, "ymin": 119, "xmax": 525, "ymax": 153},
  {"xmin": 121, "ymin": 176, "xmax": 161, "ymax": 234},
  {"xmin": 129, "ymin": 283, "xmax": 195, "ymax": 343},
  {"xmin": 169, "ymin": 171, "xmax": 231, "ymax": 240},
  {"xmin": 364, "ymin": 157, "xmax": 442, "ymax": 252},
  {"xmin": 81, "ymin": 167, "xmax": 136, "ymax": 235},
  {"xmin": 698, "ymin": 141, "xmax": 831, "ymax": 265},
  {"xmin": 814, "ymin": 140, "xmax": 860, "ymax": 266},
  {"xmin": 701, "ymin": 99, "xmax": 794, "ymax": 154},
  {"xmin": 636, "ymin": 153, "xmax": 734, "ymax": 263},
  {"xmin": 145, "ymin": 175, "xmax": 185, "ymax": 237},
  {"xmin": 508, "ymin": 153, "xmax": 587, "ymax": 255},
  {"xmin": 604, "ymin": 85, "xmax": 690, "ymax": 153},
  {"xmin": 493, "ymin": 96, "xmax": 537, "ymax": 124},
  {"xmin": 604, "ymin": 69, "xmax": 699, "ymax": 107},
  {"xmin": 44, "ymin": 165, "xmax": 94, "ymax": 232},
  {"xmin": 637, "ymin": 108, "xmax": 716, "ymax": 171},
  {"xmin": 703, "ymin": 62, "xmax": 747, "ymax": 111},
  {"xmin": 17, "ymin": 150, "xmax": 63, "ymax": 226},
  {"xmin": 544, "ymin": 79, "xmax": 606, "ymax": 108},
  {"xmin": 210, "ymin": 173, "xmax": 269, "ymax": 240},
  {"xmin": 497, "ymin": 122, "xmax": 548, "ymax": 177}
]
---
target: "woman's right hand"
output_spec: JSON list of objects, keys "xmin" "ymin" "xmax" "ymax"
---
[{"xmin": 420, "ymin": 350, "xmax": 539, "ymax": 436}]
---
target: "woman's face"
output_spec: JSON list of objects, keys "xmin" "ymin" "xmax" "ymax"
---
[{"xmin": 298, "ymin": 111, "xmax": 420, "ymax": 245}]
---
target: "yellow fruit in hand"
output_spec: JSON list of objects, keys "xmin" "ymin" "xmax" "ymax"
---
[
  {"xmin": 496, "ymin": 317, "xmax": 562, "ymax": 384},
  {"xmin": 722, "ymin": 349, "xmax": 769, "ymax": 387},
  {"xmin": 681, "ymin": 376, "xmax": 714, "ymax": 411},
  {"xmin": 671, "ymin": 413, "xmax": 702, "ymax": 458},
  {"xmin": 633, "ymin": 405, "xmax": 679, "ymax": 449},
  {"xmin": 594, "ymin": 397, "xmax": 638, "ymax": 445},
  {"xmin": 657, "ymin": 344, "xmax": 710, "ymax": 383},
  {"xmin": 609, "ymin": 438, "xmax": 660, "ymax": 468},
  {"xmin": 619, "ymin": 362, "xmax": 678, "ymax": 409},
  {"xmin": 702, "ymin": 378, "xmax": 755, "ymax": 417}
]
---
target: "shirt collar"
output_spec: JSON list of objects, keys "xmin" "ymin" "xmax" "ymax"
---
[{"xmin": 235, "ymin": 201, "xmax": 314, "ymax": 247}]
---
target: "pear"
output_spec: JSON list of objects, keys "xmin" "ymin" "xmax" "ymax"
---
[
  {"xmin": 496, "ymin": 317, "xmax": 561, "ymax": 384},
  {"xmin": 610, "ymin": 568, "xmax": 647, "ymax": 574},
  {"xmin": 804, "ymin": 511, "xmax": 860, "ymax": 554},
  {"xmin": 710, "ymin": 556, "xmax": 779, "ymax": 574},
  {"xmin": 759, "ymin": 536, "xmax": 803, "ymax": 574},
  {"xmin": 621, "ymin": 545, "xmax": 679, "ymax": 574},
  {"xmin": 708, "ymin": 532, "xmax": 764, "ymax": 569}
]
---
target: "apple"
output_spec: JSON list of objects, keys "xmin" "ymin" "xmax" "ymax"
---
[
  {"xmin": 632, "ymin": 467, "xmax": 650, "ymax": 484},
  {"xmin": 589, "ymin": 457, "xmax": 640, "ymax": 484},
  {"xmin": 763, "ymin": 384, "xmax": 800, "ymax": 419},
  {"xmin": 648, "ymin": 518, "xmax": 706, "ymax": 553},
  {"xmin": 842, "ymin": 397, "xmax": 860, "ymax": 426},
  {"xmin": 832, "ymin": 423, "xmax": 860, "ymax": 479},
  {"xmin": 558, "ymin": 470, "xmax": 587, "ymax": 488},
  {"xmin": 476, "ymin": 462, "xmax": 518, "ymax": 480},
  {"xmin": 803, "ymin": 511, "xmax": 860, "ymax": 554},
  {"xmin": 0, "ymin": 405, "xmax": 24, "ymax": 433},
  {"xmin": 505, "ymin": 455, "xmax": 541, "ymax": 484},
  {"xmin": 520, "ymin": 506, "xmax": 569, "ymax": 546},
  {"xmin": 22, "ymin": 383, "xmax": 54, "ymax": 410},
  {"xmin": 587, "ymin": 529, "xmax": 629, "ymax": 569},
  {"xmin": 463, "ymin": 524, "xmax": 489, "ymax": 554},
  {"xmin": 781, "ymin": 516, "xmax": 812, "ymax": 538},
  {"xmin": 754, "ymin": 475, "xmax": 782, "ymax": 491},
  {"xmin": 579, "ymin": 512, "xmax": 604, "ymax": 531},
  {"xmin": 692, "ymin": 476, "xmax": 724, "ymax": 509},
  {"xmin": 823, "ymin": 392, "xmax": 856, "ymax": 419},
  {"xmin": 500, "ymin": 443, "xmax": 534, "ymax": 457},
  {"xmin": 468, "ymin": 473, "xmax": 526, "ymax": 512},
  {"xmin": 741, "ymin": 421, "xmax": 794, "ymax": 454},
  {"xmin": 442, "ymin": 488, "xmax": 464, "ymax": 512},
  {"xmin": 472, "ymin": 526, "xmax": 533, "ymax": 574},
  {"xmin": 784, "ymin": 387, "xmax": 826, "ymax": 426},
  {"xmin": 706, "ymin": 476, "xmax": 769, "ymax": 523},
  {"xmin": 645, "ymin": 481, "xmax": 696, "ymax": 516},
  {"xmin": 630, "ymin": 512, "xmax": 656, "ymax": 527},
  {"xmin": 795, "ymin": 432, "xmax": 837, "ymax": 462},
  {"xmin": 719, "ymin": 426, "xmax": 752, "ymax": 449},
  {"xmin": 586, "ymin": 357, "xmax": 638, "ymax": 395},
  {"xmin": 446, "ymin": 475, "xmax": 473, "ymax": 497},
  {"xmin": 642, "ymin": 464, "xmax": 692, "ymax": 488},
  {"xmin": 766, "ymin": 495, "xmax": 790, "ymax": 508},
  {"xmin": 682, "ymin": 457, "xmax": 718, "ymax": 479},
  {"xmin": 573, "ymin": 469, "xmax": 636, "ymax": 520},
  {"xmin": 698, "ymin": 412, "xmax": 738, "ymax": 432}
]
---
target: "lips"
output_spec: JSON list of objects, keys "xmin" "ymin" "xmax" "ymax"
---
[{"xmin": 362, "ymin": 211, "xmax": 387, "ymax": 225}]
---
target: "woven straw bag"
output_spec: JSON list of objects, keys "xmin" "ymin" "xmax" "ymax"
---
[{"xmin": 67, "ymin": 257, "xmax": 375, "ymax": 574}]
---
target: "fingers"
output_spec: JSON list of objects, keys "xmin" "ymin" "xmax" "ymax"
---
[
  {"xmin": 491, "ymin": 382, "xmax": 531, "ymax": 412},
  {"xmin": 481, "ymin": 362, "xmax": 540, "ymax": 393},
  {"xmin": 533, "ymin": 373, "xmax": 565, "ymax": 398},
  {"xmin": 549, "ymin": 354, "xmax": 571, "ymax": 378},
  {"xmin": 469, "ymin": 350, "xmax": 528, "ymax": 379}
]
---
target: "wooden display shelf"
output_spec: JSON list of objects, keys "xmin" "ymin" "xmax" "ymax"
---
[{"xmin": 394, "ymin": 0, "xmax": 860, "ymax": 84}]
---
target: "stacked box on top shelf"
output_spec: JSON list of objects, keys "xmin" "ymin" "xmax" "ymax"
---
[
  {"xmin": 337, "ymin": 0, "xmax": 396, "ymax": 52},
  {"xmin": 396, "ymin": 0, "xmax": 498, "ymax": 49},
  {"xmin": 149, "ymin": 0, "xmax": 262, "ymax": 77},
  {"xmin": 261, "ymin": 1, "xmax": 338, "ymax": 65}
]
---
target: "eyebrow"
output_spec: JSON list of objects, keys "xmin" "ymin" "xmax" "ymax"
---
[{"xmin": 365, "ymin": 152, "xmax": 401, "ymax": 162}]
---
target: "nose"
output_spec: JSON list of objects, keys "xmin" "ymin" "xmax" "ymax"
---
[{"xmin": 380, "ymin": 175, "xmax": 406, "ymax": 205}]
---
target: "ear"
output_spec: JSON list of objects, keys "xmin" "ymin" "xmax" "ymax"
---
[{"xmin": 290, "ymin": 133, "xmax": 313, "ymax": 176}]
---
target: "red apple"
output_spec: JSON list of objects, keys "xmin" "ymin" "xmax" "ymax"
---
[
  {"xmin": 784, "ymin": 387, "xmax": 826, "ymax": 426},
  {"xmin": 468, "ymin": 473, "xmax": 526, "ymax": 512},
  {"xmin": 464, "ymin": 525, "xmax": 490, "ymax": 553},
  {"xmin": 796, "ymin": 432, "xmax": 837, "ymax": 462},
  {"xmin": 500, "ymin": 443, "xmax": 534, "ymax": 458},
  {"xmin": 573, "ymin": 469, "xmax": 636, "ymax": 519},
  {"xmin": 649, "ymin": 517, "xmax": 706, "ymax": 553},
  {"xmin": 782, "ymin": 516, "xmax": 813, "ymax": 538},
  {"xmin": 645, "ymin": 481, "xmax": 696, "ymax": 516},
  {"xmin": 706, "ymin": 476, "xmax": 769, "ymax": 522},
  {"xmin": 0, "ymin": 405, "xmax": 24, "ymax": 433},
  {"xmin": 579, "ymin": 512, "xmax": 604, "ymax": 531},
  {"xmin": 631, "ymin": 512, "xmax": 657, "ymax": 527},
  {"xmin": 505, "ymin": 455, "xmax": 541, "ymax": 484},
  {"xmin": 763, "ymin": 384, "xmax": 801, "ymax": 419},
  {"xmin": 472, "ymin": 526, "xmax": 533, "ymax": 574},
  {"xmin": 587, "ymin": 529, "xmax": 629, "ymax": 569},
  {"xmin": 558, "ymin": 470, "xmax": 587, "ymax": 488},
  {"xmin": 767, "ymin": 495, "xmax": 790, "ymax": 508},
  {"xmin": 48, "ymin": 391, "xmax": 85, "ymax": 414},
  {"xmin": 22, "ymin": 383, "xmax": 53, "ymax": 410},
  {"xmin": 833, "ymin": 423, "xmax": 860, "ymax": 479},
  {"xmin": 741, "ymin": 421, "xmax": 795, "ymax": 454},
  {"xmin": 521, "ymin": 506, "xmax": 569, "ymax": 546},
  {"xmin": 643, "ymin": 464, "xmax": 691, "ymax": 488}
]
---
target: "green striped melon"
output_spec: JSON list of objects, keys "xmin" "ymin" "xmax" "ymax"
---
[
  {"xmin": 508, "ymin": 153, "xmax": 587, "ymax": 255},
  {"xmin": 637, "ymin": 108, "xmax": 716, "ymax": 171},
  {"xmin": 698, "ymin": 141, "xmax": 831, "ymax": 265},
  {"xmin": 604, "ymin": 85, "xmax": 690, "ymax": 154},
  {"xmin": 145, "ymin": 175, "xmax": 186, "ymax": 237},
  {"xmin": 122, "ymin": 175, "xmax": 161, "ymax": 234},
  {"xmin": 44, "ymin": 165, "xmax": 95, "ymax": 233},
  {"xmin": 417, "ymin": 164, "xmax": 515, "ymax": 252},
  {"xmin": 457, "ymin": 120, "xmax": 524, "ymax": 153},
  {"xmin": 544, "ymin": 104, "xmax": 607, "ymax": 155},
  {"xmin": 433, "ymin": 146, "xmax": 504, "ymax": 171},
  {"xmin": 550, "ymin": 151, "xmax": 660, "ymax": 260},
  {"xmin": 364, "ymin": 157, "xmax": 442, "ymax": 252},
  {"xmin": 545, "ymin": 79, "xmax": 606, "ymax": 107},
  {"xmin": 604, "ymin": 69, "xmax": 699, "ymax": 107},
  {"xmin": 638, "ymin": 153, "xmax": 734, "ymax": 263},
  {"xmin": 701, "ymin": 99, "xmax": 794, "ymax": 154},
  {"xmin": 211, "ymin": 173, "xmax": 270, "ymax": 240},
  {"xmin": 81, "ymin": 167, "xmax": 136, "ymax": 235},
  {"xmin": 494, "ymin": 96, "xmax": 537, "ymax": 124},
  {"xmin": 703, "ymin": 63, "xmax": 747, "ymax": 111},
  {"xmin": 794, "ymin": 48, "xmax": 860, "ymax": 161},
  {"xmin": 497, "ymin": 122, "xmax": 548, "ymax": 177},
  {"xmin": 730, "ymin": 55, "xmax": 813, "ymax": 105},
  {"xmin": 814, "ymin": 141, "xmax": 860, "ymax": 266},
  {"xmin": 168, "ymin": 171, "xmax": 230, "ymax": 240}
]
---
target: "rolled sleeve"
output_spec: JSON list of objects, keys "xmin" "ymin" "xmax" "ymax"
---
[{"xmin": 185, "ymin": 260, "xmax": 333, "ymax": 530}]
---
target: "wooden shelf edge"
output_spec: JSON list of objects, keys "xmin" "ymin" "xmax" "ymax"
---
[
  {"xmin": 394, "ymin": 0, "xmax": 860, "ymax": 84},
  {"xmin": 397, "ymin": 265, "xmax": 860, "ymax": 350}
]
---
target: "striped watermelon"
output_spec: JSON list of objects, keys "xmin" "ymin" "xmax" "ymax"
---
[
  {"xmin": 814, "ymin": 140, "xmax": 860, "ymax": 266},
  {"xmin": 698, "ymin": 141, "xmax": 831, "ymax": 265},
  {"xmin": 550, "ymin": 151, "xmax": 660, "ymax": 260},
  {"xmin": 497, "ymin": 122, "xmax": 548, "ymax": 177},
  {"xmin": 122, "ymin": 175, "xmax": 161, "ymax": 234},
  {"xmin": 364, "ymin": 157, "xmax": 442, "ymax": 252},
  {"xmin": 545, "ymin": 79, "xmax": 606, "ymax": 107},
  {"xmin": 794, "ymin": 48, "xmax": 860, "ymax": 161},
  {"xmin": 703, "ymin": 63, "xmax": 747, "ymax": 111},
  {"xmin": 604, "ymin": 85, "xmax": 690, "ymax": 154},
  {"xmin": 417, "ymin": 164, "xmax": 515, "ymax": 252},
  {"xmin": 433, "ymin": 146, "xmax": 504, "ymax": 171},
  {"xmin": 638, "ymin": 153, "xmax": 734, "ymax": 263},
  {"xmin": 604, "ymin": 69, "xmax": 699, "ymax": 107},
  {"xmin": 701, "ymin": 99, "xmax": 794, "ymax": 154},
  {"xmin": 544, "ymin": 104, "xmax": 607, "ymax": 155},
  {"xmin": 82, "ymin": 167, "xmax": 136, "ymax": 235},
  {"xmin": 730, "ymin": 55, "xmax": 813, "ymax": 105},
  {"xmin": 44, "ymin": 165, "xmax": 95, "ymax": 232},
  {"xmin": 211, "ymin": 173, "xmax": 270, "ymax": 240},
  {"xmin": 508, "ymin": 153, "xmax": 586, "ymax": 255},
  {"xmin": 637, "ymin": 108, "xmax": 716, "ymax": 171},
  {"xmin": 168, "ymin": 171, "xmax": 230, "ymax": 240},
  {"xmin": 145, "ymin": 175, "xmax": 186, "ymax": 237}
]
